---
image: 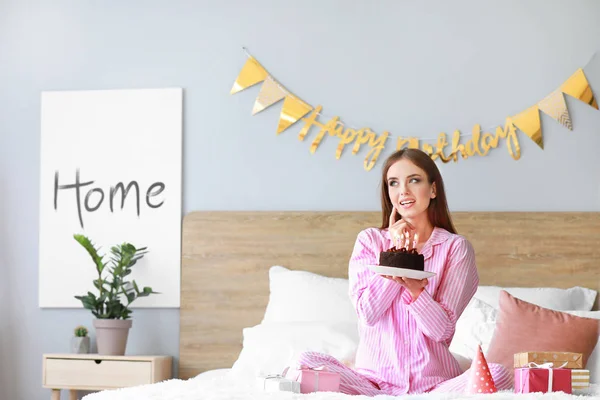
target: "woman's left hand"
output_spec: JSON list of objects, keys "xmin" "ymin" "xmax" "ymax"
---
[{"xmin": 383, "ymin": 276, "xmax": 428, "ymax": 300}]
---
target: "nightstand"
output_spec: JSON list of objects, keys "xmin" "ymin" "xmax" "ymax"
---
[{"xmin": 42, "ymin": 353, "xmax": 173, "ymax": 400}]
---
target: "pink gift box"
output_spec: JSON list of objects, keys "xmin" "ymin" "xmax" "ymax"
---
[
  {"xmin": 514, "ymin": 366, "xmax": 572, "ymax": 394},
  {"xmin": 292, "ymin": 365, "xmax": 340, "ymax": 394}
]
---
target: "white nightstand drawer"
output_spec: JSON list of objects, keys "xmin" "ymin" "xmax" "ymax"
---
[{"xmin": 45, "ymin": 358, "xmax": 152, "ymax": 389}]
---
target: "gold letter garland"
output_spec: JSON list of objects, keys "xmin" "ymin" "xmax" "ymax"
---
[{"xmin": 231, "ymin": 56, "xmax": 598, "ymax": 171}]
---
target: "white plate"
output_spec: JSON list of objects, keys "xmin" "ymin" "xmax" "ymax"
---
[{"xmin": 367, "ymin": 265, "xmax": 436, "ymax": 280}]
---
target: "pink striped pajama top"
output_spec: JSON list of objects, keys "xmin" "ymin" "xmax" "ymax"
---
[{"xmin": 348, "ymin": 226, "xmax": 479, "ymax": 395}]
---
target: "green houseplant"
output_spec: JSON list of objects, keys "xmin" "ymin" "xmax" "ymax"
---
[{"xmin": 73, "ymin": 234, "xmax": 158, "ymax": 355}]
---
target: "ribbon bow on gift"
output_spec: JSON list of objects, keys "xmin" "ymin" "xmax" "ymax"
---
[
  {"xmin": 518, "ymin": 362, "xmax": 569, "ymax": 393},
  {"xmin": 298, "ymin": 365, "xmax": 328, "ymax": 371}
]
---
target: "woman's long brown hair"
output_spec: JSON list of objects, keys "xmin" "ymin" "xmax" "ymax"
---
[{"xmin": 379, "ymin": 149, "xmax": 457, "ymax": 234}]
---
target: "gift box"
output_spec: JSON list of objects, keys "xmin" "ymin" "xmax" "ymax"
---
[
  {"xmin": 514, "ymin": 363, "xmax": 572, "ymax": 394},
  {"xmin": 514, "ymin": 352, "xmax": 582, "ymax": 369},
  {"xmin": 290, "ymin": 365, "xmax": 340, "ymax": 394},
  {"xmin": 256, "ymin": 374, "xmax": 301, "ymax": 393},
  {"xmin": 571, "ymin": 369, "xmax": 590, "ymax": 390}
]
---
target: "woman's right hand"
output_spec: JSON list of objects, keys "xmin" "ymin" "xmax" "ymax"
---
[{"xmin": 388, "ymin": 206, "xmax": 415, "ymax": 248}]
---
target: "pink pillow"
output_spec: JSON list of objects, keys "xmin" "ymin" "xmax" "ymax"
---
[{"xmin": 486, "ymin": 290, "xmax": 600, "ymax": 372}]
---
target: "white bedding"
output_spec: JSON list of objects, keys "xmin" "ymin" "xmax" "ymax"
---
[
  {"xmin": 82, "ymin": 369, "xmax": 600, "ymax": 400},
  {"xmin": 82, "ymin": 274, "xmax": 600, "ymax": 400}
]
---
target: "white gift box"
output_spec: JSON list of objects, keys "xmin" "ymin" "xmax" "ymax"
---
[{"xmin": 256, "ymin": 375, "xmax": 301, "ymax": 393}]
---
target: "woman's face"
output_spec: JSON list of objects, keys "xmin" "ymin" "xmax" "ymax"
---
[{"xmin": 386, "ymin": 159, "xmax": 436, "ymax": 220}]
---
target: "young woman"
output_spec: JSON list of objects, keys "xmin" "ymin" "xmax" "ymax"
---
[{"xmin": 295, "ymin": 149, "xmax": 512, "ymax": 395}]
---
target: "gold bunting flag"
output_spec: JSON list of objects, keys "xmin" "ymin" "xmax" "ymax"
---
[
  {"xmin": 230, "ymin": 53, "xmax": 598, "ymax": 171},
  {"xmin": 511, "ymin": 106, "xmax": 543, "ymax": 149},
  {"xmin": 538, "ymin": 90, "xmax": 572, "ymax": 131},
  {"xmin": 277, "ymin": 96, "xmax": 313, "ymax": 134},
  {"xmin": 230, "ymin": 57, "xmax": 268, "ymax": 95},
  {"xmin": 252, "ymin": 77, "xmax": 286, "ymax": 115},
  {"xmin": 560, "ymin": 68, "xmax": 598, "ymax": 109}
]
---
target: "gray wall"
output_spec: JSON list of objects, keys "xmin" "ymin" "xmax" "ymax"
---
[{"xmin": 2, "ymin": 1, "xmax": 600, "ymax": 399}]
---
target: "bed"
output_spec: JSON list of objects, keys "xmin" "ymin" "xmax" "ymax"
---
[{"xmin": 84, "ymin": 211, "xmax": 600, "ymax": 399}]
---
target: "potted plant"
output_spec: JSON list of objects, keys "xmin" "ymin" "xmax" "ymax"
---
[
  {"xmin": 71, "ymin": 325, "xmax": 90, "ymax": 354},
  {"xmin": 73, "ymin": 234, "xmax": 158, "ymax": 355}
]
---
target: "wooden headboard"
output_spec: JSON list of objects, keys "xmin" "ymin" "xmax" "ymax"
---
[{"xmin": 178, "ymin": 211, "xmax": 600, "ymax": 379}]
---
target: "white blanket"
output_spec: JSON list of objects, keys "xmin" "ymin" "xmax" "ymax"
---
[{"xmin": 82, "ymin": 370, "xmax": 600, "ymax": 400}]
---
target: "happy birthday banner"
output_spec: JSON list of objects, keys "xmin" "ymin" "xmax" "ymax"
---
[{"xmin": 230, "ymin": 53, "xmax": 598, "ymax": 171}]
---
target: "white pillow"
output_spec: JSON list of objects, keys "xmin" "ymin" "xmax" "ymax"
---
[
  {"xmin": 474, "ymin": 286, "xmax": 597, "ymax": 311},
  {"xmin": 230, "ymin": 322, "xmax": 359, "ymax": 378},
  {"xmin": 450, "ymin": 298, "xmax": 498, "ymax": 361},
  {"xmin": 261, "ymin": 266, "xmax": 357, "ymax": 325},
  {"xmin": 450, "ymin": 300, "xmax": 600, "ymax": 383}
]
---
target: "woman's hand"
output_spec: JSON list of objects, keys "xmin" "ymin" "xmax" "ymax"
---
[
  {"xmin": 385, "ymin": 206, "xmax": 426, "ymax": 300},
  {"xmin": 388, "ymin": 206, "xmax": 415, "ymax": 248},
  {"xmin": 382, "ymin": 276, "xmax": 428, "ymax": 300}
]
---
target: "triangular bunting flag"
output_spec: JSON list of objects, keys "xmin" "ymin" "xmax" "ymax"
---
[
  {"xmin": 538, "ymin": 90, "xmax": 573, "ymax": 130},
  {"xmin": 466, "ymin": 345, "xmax": 497, "ymax": 394},
  {"xmin": 560, "ymin": 68, "xmax": 599, "ymax": 110},
  {"xmin": 252, "ymin": 77, "xmax": 287, "ymax": 115},
  {"xmin": 230, "ymin": 57, "xmax": 268, "ymax": 95},
  {"xmin": 276, "ymin": 96, "xmax": 313, "ymax": 134},
  {"xmin": 511, "ymin": 105, "xmax": 543, "ymax": 149}
]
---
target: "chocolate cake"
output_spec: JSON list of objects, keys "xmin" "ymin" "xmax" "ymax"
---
[{"xmin": 379, "ymin": 247, "xmax": 424, "ymax": 271}]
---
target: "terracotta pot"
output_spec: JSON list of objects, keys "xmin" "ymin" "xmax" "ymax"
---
[{"xmin": 93, "ymin": 319, "xmax": 133, "ymax": 355}]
